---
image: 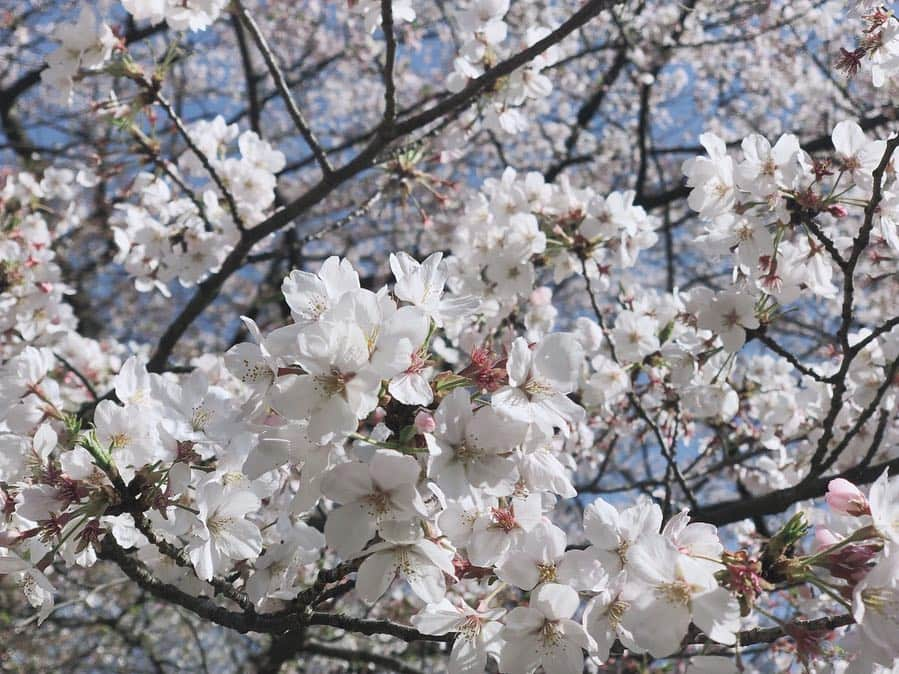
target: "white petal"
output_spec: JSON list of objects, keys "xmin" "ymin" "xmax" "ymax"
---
[
  {"xmin": 405, "ymin": 559, "xmax": 447, "ymax": 603},
  {"xmin": 497, "ymin": 554, "xmax": 541, "ymax": 591},
  {"xmin": 320, "ymin": 462, "xmax": 373, "ymax": 503},
  {"xmin": 324, "ymin": 501, "xmax": 376, "ymax": 559},
  {"xmin": 411, "ymin": 599, "xmax": 462, "ymax": 636},
  {"xmin": 692, "ymin": 587, "xmax": 740, "ymax": 646},
  {"xmin": 531, "ymin": 583, "xmax": 579, "ymax": 621},
  {"xmin": 356, "ymin": 551, "xmax": 397, "ymax": 604}
]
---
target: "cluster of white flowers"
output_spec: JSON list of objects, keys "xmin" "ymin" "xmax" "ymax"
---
[
  {"xmin": 121, "ymin": 0, "xmax": 229, "ymax": 32},
  {"xmin": 446, "ymin": 1, "xmax": 557, "ymax": 134},
  {"xmin": 0, "ymin": 172, "xmax": 80, "ymax": 346},
  {"xmin": 4, "ymin": 0, "xmax": 899, "ymax": 671},
  {"xmin": 0, "ymin": 246, "xmax": 744, "ymax": 669},
  {"xmin": 41, "ymin": 7, "xmax": 117, "ymax": 104},
  {"xmin": 444, "ymin": 167, "xmax": 658, "ymax": 342},
  {"xmin": 111, "ymin": 116, "xmax": 285, "ymax": 293},
  {"xmin": 838, "ymin": 4, "xmax": 899, "ymax": 95},
  {"xmin": 678, "ymin": 121, "xmax": 899, "ymax": 491},
  {"xmin": 2, "ymin": 224, "xmax": 895, "ymax": 669},
  {"xmin": 808, "ymin": 472, "xmax": 899, "ymax": 673},
  {"xmin": 683, "ymin": 120, "xmax": 898, "ymax": 351}
]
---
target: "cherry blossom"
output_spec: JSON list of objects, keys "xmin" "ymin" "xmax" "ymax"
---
[
  {"xmin": 499, "ymin": 583, "xmax": 593, "ymax": 674},
  {"xmin": 319, "ymin": 449, "xmax": 427, "ymax": 558},
  {"xmin": 412, "ymin": 598, "xmax": 505, "ymax": 674},
  {"xmin": 0, "ymin": 0, "xmax": 898, "ymax": 671}
]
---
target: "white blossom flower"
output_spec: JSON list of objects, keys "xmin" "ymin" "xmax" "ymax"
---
[
  {"xmin": 832, "ymin": 120, "xmax": 887, "ymax": 192},
  {"xmin": 682, "ymin": 133, "xmax": 736, "ymax": 218},
  {"xmin": 427, "ymin": 389, "xmax": 522, "ymax": 498},
  {"xmin": 583, "ymin": 496, "xmax": 662, "ymax": 575},
  {"xmin": 499, "ymin": 583, "xmax": 593, "ymax": 674},
  {"xmin": 696, "ymin": 291, "xmax": 759, "ymax": 353},
  {"xmin": 852, "ymin": 550, "xmax": 899, "ymax": 655},
  {"xmin": 492, "ymin": 335, "xmax": 585, "ymax": 437},
  {"xmin": 0, "ymin": 549, "xmax": 55, "ymax": 624},
  {"xmin": 187, "ymin": 482, "xmax": 263, "ymax": 581},
  {"xmin": 412, "ymin": 598, "xmax": 505, "ymax": 674},
  {"xmin": 320, "ymin": 450, "xmax": 427, "ymax": 558},
  {"xmin": 497, "ymin": 520, "xmax": 606, "ymax": 591},
  {"xmin": 390, "ymin": 252, "xmax": 480, "ymax": 326},
  {"xmin": 356, "ymin": 536, "xmax": 455, "ymax": 604},
  {"xmin": 621, "ymin": 534, "xmax": 740, "ymax": 657}
]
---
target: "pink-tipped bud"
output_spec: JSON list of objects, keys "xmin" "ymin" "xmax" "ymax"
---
[
  {"xmin": 814, "ymin": 527, "xmax": 841, "ymax": 551},
  {"xmin": 414, "ymin": 410, "xmax": 436, "ymax": 434},
  {"xmin": 818, "ymin": 537, "xmax": 882, "ymax": 587},
  {"xmin": 529, "ymin": 286, "xmax": 552, "ymax": 307},
  {"xmin": 827, "ymin": 204, "xmax": 848, "ymax": 218},
  {"xmin": 826, "ymin": 478, "xmax": 871, "ymax": 516}
]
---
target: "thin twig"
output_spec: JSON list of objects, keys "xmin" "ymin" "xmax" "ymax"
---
[
  {"xmin": 144, "ymin": 78, "xmax": 247, "ymax": 231},
  {"xmin": 234, "ymin": 2, "xmax": 334, "ymax": 177}
]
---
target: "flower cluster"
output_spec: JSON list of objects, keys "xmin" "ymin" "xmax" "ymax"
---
[
  {"xmin": 0, "ymin": 246, "xmax": 740, "ymax": 665},
  {"xmin": 684, "ymin": 120, "xmax": 897, "ymax": 351},
  {"xmin": 41, "ymin": 7, "xmax": 117, "ymax": 104},
  {"xmin": 444, "ymin": 167, "xmax": 659, "ymax": 341},
  {"xmin": 837, "ymin": 5, "xmax": 899, "ymax": 94},
  {"xmin": 807, "ymin": 472, "xmax": 899, "ymax": 672},
  {"xmin": 111, "ymin": 116, "xmax": 285, "ymax": 293},
  {"xmin": 3, "ymin": 226, "xmax": 893, "ymax": 670},
  {"xmin": 446, "ymin": 2, "xmax": 557, "ymax": 134},
  {"xmin": 121, "ymin": 0, "xmax": 229, "ymax": 32},
  {"xmin": 0, "ymin": 172, "xmax": 79, "ymax": 347},
  {"xmin": 2, "ymin": 0, "xmax": 899, "ymax": 671}
]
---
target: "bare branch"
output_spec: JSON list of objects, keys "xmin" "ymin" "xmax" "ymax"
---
[{"xmin": 233, "ymin": 1, "xmax": 334, "ymax": 177}]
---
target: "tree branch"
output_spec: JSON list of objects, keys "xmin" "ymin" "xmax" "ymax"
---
[{"xmin": 234, "ymin": 2, "xmax": 334, "ymax": 177}]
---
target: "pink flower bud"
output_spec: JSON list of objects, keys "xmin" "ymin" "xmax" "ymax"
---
[
  {"xmin": 825, "ymin": 478, "xmax": 870, "ymax": 516},
  {"xmin": 529, "ymin": 286, "xmax": 552, "ymax": 307},
  {"xmin": 414, "ymin": 410, "xmax": 436, "ymax": 434},
  {"xmin": 819, "ymin": 538, "xmax": 882, "ymax": 587},
  {"xmin": 827, "ymin": 204, "xmax": 848, "ymax": 218},
  {"xmin": 814, "ymin": 527, "xmax": 840, "ymax": 551}
]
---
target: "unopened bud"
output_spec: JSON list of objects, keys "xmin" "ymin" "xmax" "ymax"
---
[
  {"xmin": 826, "ymin": 478, "xmax": 871, "ymax": 516},
  {"xmin": 414, "ymin": 410, "xmax": 436, "ymax": 434},
  {"xmin": 529, "ymin": 286, "xmax": 552, "ymax": 307}
]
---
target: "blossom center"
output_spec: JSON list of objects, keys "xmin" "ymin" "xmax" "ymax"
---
[
  {"xmin": 607, "ymin": 598, "xmax": 629, "ymax": 628},
  {"xmin": 207, "ymin": 511, "xmax": 234, "ymax": 537},
  {"xmin": 722, "ymin": 308, "xmax": 741, "ymax": 329},
  {"xmin": 109, "ymin": 432, "xmax": 129, "ymax": 449},
  {"xmin": 540, "ymin": 621, "xmax": 563, "ymax": 649},
  {"xmin": 490, "ymin": 506, "xmax": 518, "ymax": 532},
  {"xmin": 315, "ymin": 370, "xmax": 354, "ymax": 398},
  {"xmin": 523, "ymin": 378, "xmax": 553, "ymax": 400},
  {"xmin": 459, "ymin": 615, "xmax": 482, "ymax": 640},
  {"xmin": 862, "ymin": 587, "xmax": 899, "ymax": 617},
  {"xmin": 191, "ymin": 405, "xmax": 213, "ymax": 431},
  {"xmin": 656, "ymin": 580, "xmax": 693, "ymax": 606},
  {"xmin": 537, "ymin": 562, "xmax": 557, "ymax": 583},
  {"xmin": 365, "ymin": 490, "xmax": 392, "ymax": 517}
]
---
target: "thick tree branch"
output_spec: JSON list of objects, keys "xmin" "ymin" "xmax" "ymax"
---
[
  {"xmin": 304, "ymin": 642, "xmax": 424, "ymax": 674},
  {"xmin": 693, "ymin": 456, "xmax": 899, "ymax": 526}
]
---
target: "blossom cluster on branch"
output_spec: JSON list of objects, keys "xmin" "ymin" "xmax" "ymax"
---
[{"xmin": 1, "ymin": 0, "xmax": 899, "ymax": 673}]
